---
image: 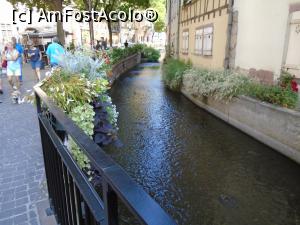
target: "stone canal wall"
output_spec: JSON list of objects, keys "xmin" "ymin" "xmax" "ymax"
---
[
  {"xmin": 181, "ymin": 88, "xmax": 300, "ymax": 164},
  {"xmin": 110, "ymin": 53, "xmax": 141, "ymax": 83}
]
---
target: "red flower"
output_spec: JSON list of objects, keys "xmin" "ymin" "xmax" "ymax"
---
[{"xmin": 291, "ymin": 80, "xmax": 298, "ymax": 92}]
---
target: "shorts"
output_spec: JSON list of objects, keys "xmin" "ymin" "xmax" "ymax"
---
[
  {"xmin": 0, "ymin": 68, "xmax": 6, "ymax": 77},
  {"xmin": 7, "ymin": 67, "xmax": 21, "ymax": 76},
  {"xmin": 31, "ymin": 61, "xmax": 41, "ymax": 69},
  {"xmin": 50, "ymin": 62, "xmax": 59, "ymax": 68}
]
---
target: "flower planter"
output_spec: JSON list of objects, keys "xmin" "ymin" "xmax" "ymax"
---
[{"xmin": 181, "ymin": 87, "xmax": 300, "ymax": 164}]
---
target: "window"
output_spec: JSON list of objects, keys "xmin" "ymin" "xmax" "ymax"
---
[
  {"xmin": 203, "ymin": 26, "xmax": 213, "ymax": 56},
  {"xmin": 195, "ymin": 28, "xmax": 203, "ymax": 55},
  {"xmin": 182, "ymin": 31, "xmax": 189, "ymax": 54},
  {"xmin": 1, "ymin": 24, "xmax": 13, "ymax": 41},
  {"xmin": 194, "ymin": 26, "xmax": 214, "ymax": 56}
]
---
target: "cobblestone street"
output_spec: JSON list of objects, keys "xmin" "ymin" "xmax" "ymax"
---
[{"xmin": 0, "ymin": 65, "xmax": 54, "ymax": 225}]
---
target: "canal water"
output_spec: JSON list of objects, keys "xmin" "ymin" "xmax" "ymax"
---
[{"xmin": 107, "ymin": 64, "xmax": 300, "ymax": 225}]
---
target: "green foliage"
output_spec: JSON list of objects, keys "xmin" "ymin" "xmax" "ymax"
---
[
  {"xmin": 162, "ymin": 58, "xmax": 191, "ymax": 91},
  {"xmin": 150, "ymin": 0, "xmax": 166, "ymax": 32},
  {"xmin": 183, "ymin": 68, "xmax": 251, "ymax": 101},
  {"xmin": 69, "ymin": 138, "xmax": 91, "ymax": 170},
  {"xmin": 142, "ymin": 46, "xmax": 160, "ymax": 62},
  {"xmin": 279, "ymin": 71, "xmax": 295, "ymax": 87},
  {"xmin": 70, "ymin": 104, "xmax": 95, "ymax": 136},
  {"xmin": 107, "ymin": 44, "xmax": 160, "ymax": 64},
  {"xmin": 60, "ymin": 50, "xmax": 107, "ymax": 80},
  {"xmin": 68, "ymin": 104, "xmax": 95, "ymax": 170},
  {"xmin": 108, "ymin": 44, "xmax": 140, "ymax": 64},
  {"xmin": 245, "ymin": 83, "xmax": 298, "ymax": 109},
  {"xmin": 42, "ymin": 69, "xmax": 109, "ymax": 113},
  {"xmin": 99, "ymin": 94, "xmax": 119, "ymax": 128},
  {"xmin": 182, "ymin": 67, "xmax": 298, "ymax": 108}
]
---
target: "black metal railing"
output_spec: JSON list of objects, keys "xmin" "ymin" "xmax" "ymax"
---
[{"xmin": 34, "ymin": 86, "xmax": 177, "ymax": 225}]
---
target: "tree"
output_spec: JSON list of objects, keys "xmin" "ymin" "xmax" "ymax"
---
[
  {"xmin": 150, "ymin": 0, "xmax": 166, "ymax": 33},
  {"xmin": 8, "ymin": 0, "xmax": 68, "ymax": 45},
  {"xmin": 74, "ymin": 0, "xmax": 150, "ymax": 47}
]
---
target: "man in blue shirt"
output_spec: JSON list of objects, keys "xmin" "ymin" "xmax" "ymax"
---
[
  {"xmin": 12, "ymin": 37, "xmax": 24, "ymax": 82},
  {"xmin": 46, "ymin": 37, "xmax": 65, "ymax": 67}
]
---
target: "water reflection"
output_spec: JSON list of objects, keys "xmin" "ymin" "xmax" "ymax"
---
[{"xmin": 107, "ymin": 64, "xmax": 300, "ymax": 225}]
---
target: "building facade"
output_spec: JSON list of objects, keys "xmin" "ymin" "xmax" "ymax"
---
[
  {"xmin": 233, "ymin": 0, "xmax": 300, "ymax": 82},
  {"xmin": 167, "ymin": 0, "xmax": 300, "ymax": 82}
]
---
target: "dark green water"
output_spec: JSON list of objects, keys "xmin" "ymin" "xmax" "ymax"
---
[{"xmin": 108, "ymin": 64, "xmax": 300, "ymax": 225}]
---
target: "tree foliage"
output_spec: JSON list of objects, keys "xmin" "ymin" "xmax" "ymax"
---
[
  {"xmin": 7, "ymin": 0, "xmax": 70, "ymax": 44},
  {"xmin": 150, "ymin": 0, "xmax": 166, "ymax": 32},
  {"xmin": 73, "ymin": 0, "xmax": 150, "ymax": 46}
]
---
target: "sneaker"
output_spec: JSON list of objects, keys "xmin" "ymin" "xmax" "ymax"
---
[{"xmin": 17, "ymin": 96, "xmax": 22, "ymax": 104}]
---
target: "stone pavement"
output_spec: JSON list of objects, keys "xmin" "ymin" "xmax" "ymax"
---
[{"xmin": 0, "ymin": 64, "xmax": 56, "ymax": 225}]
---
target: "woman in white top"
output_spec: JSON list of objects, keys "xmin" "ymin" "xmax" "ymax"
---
[{"xmin": 2, "ymin": 42, "xmax": 20, "ymax": 102}]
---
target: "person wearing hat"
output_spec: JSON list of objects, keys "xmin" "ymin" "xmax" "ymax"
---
[{"xmin": 27, "ymin": 40, "xmax": 41, "ymax": 82}]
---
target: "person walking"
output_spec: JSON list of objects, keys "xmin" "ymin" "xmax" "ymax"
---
[
  {"xmin": 12, "ymin": 37, "xmax": 24, "ymax": 83},
  {"xmin": 3, "ymin": 42, "xmax": 21, "ymax": 103},
  {"xmin": 46, "ymin": 37, "xmax": 65, "ymax": 67},
  {"xmin": 0, "ymin": 42, "xmax": 4, "ymax": 94},
  {"xmin": 27, "ymin": 40, "xmax": 42, "ymax": 82}
]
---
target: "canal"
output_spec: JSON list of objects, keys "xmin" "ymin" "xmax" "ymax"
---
[{"xmin": 107, "ymin": 63, "xmax": 300, "ymax": 225}]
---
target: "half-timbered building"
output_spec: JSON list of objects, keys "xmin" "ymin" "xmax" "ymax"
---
[{"xmin": 167, "ymin": 0, "xmax": 300, "ymax": 83}]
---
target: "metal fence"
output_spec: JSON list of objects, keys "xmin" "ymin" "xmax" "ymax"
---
[{"xmin": 34, "ymin": 86, "xmax": 176, "ymax": 225}]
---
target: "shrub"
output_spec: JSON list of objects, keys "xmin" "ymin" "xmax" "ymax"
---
[
  {"xmin": 162, "ymin": 58, "xmax": 190, "ymax": 91},
  {"xmin": 279, "ymin": 71, "xmax": 299, "ymax": 93},
  {"xmin": 42, "ymin": 69, "xmax": 109, "ymax": 113},
  {"xmin": 183, "ymin": 68, "xmax": 250, "ymax": 101},
  {"xmin": 142, "ymin": 46, "xmax": 160, "ymax": 62},
  {"xmin": 60, "ymin": 50, "xmax": 106, "ymax": 80},
  {"xmin": 245, "ymin": 82, "xmax": 298, "ymax": 109},
  {"xmin": 107, "ymin": 44, "xmax": 160, "ymax": 64},
  {"xmin": 108, "ymin": 45, "xmax": 143, "ymax": 64}
]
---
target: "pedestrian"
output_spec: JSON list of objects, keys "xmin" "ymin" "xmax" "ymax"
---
[
  {"xmin": 46, "ymin": 37, "xmax": 65, "ymax": 67},
  {"xmin": 12, "ymin": 37, "xmax": 24, "ymax": 83},
  {"xmin": 103, "ymin": 38, "xmax": 108, "ymax": 50},
  {"xmin": 3, "ymin": 42, "xmax": 21, "ymax": 103},
  {"xmin": 27, "ymin": 40, "xmax": 41, "ymax": 82},
  {"xmin": 95, "ymin": 40, "xmax": 101, "ymax": 50},
  {"xmin": 0, "ymin": 42, "xmax": 5, "ymax": 94}
]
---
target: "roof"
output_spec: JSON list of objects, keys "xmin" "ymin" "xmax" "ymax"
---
[{"xmin": 21, "ymin": 27, "xmax": 72, "ymax": 38}]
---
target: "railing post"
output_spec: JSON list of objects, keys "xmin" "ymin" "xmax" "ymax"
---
[
  {"xmin": 103, "ymin": 181, "xmax": 118, "ymax": 225},
  {"xmin": 35, "ymin": 92, "xmax": 41, "ymax": 114}
]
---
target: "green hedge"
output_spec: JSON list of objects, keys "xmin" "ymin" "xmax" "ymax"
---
[
  {"xmin": 162, "ymin": 59, "xmax": 299, "ymax": 108},
  {"xmin": 245, "ymin": 83, "xmax": 298, "ymax": 109},
  {"xmin": 162, "ymin": 58, "xmax": 191, "ymax": 91},
  {"xmin": 142, "ymin": 46, "xmax": 160, "ymax": 62},
  {"xmin": 108, "ymin": 44, "xmax": 160, "ymax": 64}
]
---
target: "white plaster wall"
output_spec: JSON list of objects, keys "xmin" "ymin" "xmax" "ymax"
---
[
  {"xmin": 234, "ymin": 0, "xmax": 300, "ymax": 79},
  {"xmin": 0, "ymin": 0, "xmax": 19, "ymax": 42}
]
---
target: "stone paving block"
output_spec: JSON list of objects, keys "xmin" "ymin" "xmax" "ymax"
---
[
  {"xmin": 0, "ymin": 217, "xmax": 13, "ymax": 225},
  {"xmin": 15, "ymin": 191, "xmax": 28, "ymax": 200},
  {"xmin": 0, "ymin": 65, "xmax": 55, "ymax": 225},
  {"xmin": 0, "ymin": 201, "xmax": 15, "ymax": 211},
  {"xmin": 13, "ymin": 213, "xmax": 28, "ymax": 224},
  {"xmin": 15, "ymin": 197, "xmax": 29, "ymax": 207}
]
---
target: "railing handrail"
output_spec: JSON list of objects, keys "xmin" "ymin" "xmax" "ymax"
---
[
  {"xmin": 38, "ymin": 114, "xmax": 105, "ymax": 223},
  {"xmin": 34, "ymin": 85, "xmax": 177, "ymax": 225}
]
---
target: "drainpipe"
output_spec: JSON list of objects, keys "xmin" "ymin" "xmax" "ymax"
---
[
  {"xmin": 224, "ymin": 0, "xmax": 234, "ymax": 69},
  {"xmin": 176, "ymin": 0, "xmax": 181, "ymax": 59},
  {"xmin": 281, "ymin": 12, "xmax": 293, "ymax": 75},
  {"xmin": 168, "ymin": 0, "xmax": 172, "ymax": 54}
]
